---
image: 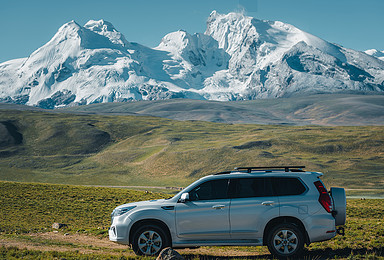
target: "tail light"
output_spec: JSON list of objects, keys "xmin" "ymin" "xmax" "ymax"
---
[{"xmin": 314, "ymin": 181, "xmax": 332, "ymax": 213}]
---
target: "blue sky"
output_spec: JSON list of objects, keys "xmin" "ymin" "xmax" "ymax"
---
[{"xmin": 0, "ymin": 0, "xmax": 383, "ymax": 63}]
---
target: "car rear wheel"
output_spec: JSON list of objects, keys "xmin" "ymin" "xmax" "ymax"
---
[
  {"xmin": 267, "ymin": 223, "xmax": 305, "ymax": 258},
  {"xmin": 132, "ymin": 225, "xmax": 169, "ymax": 256}
]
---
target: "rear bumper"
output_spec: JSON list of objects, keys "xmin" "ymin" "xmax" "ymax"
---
[{"xmin": 305, "ymin": 213, "xmax": 337, "ymax": 243}]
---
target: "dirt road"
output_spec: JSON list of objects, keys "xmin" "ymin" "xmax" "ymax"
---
[{"xmin": 0, "ymin": 232, "xmax": 271, "ymax": 258}]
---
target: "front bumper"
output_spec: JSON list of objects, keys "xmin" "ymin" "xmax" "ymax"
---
[
  {"xmin": 108, "ymin": 226, "xmax": 117, "ymax": 240},
  {"xmin": 109, "ymin": 223, "xmax": 130, "ymax": 245}
]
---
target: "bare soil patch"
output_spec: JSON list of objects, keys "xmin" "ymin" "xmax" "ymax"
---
[
  {"xmin": 0, "ymin": 232, "xmax": 271, "ymax": 258},
  {"xmin": 0, "ymin": 232, "xmax": 134, "ymax": 256}
]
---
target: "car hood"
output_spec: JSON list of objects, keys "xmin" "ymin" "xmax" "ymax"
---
[{"xmin": 116, "ymin": 199, "xmax": 168, "ymax": 209}]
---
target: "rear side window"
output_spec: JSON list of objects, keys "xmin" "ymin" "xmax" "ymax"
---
[
  {"xmin": 189, "ymin": 179, "xmax": 229, "ymax": 201},
  {"xmin": 230, "ymin": 178, "xmax": 274, "ymax": 198},
  {"xmin": 272, "ymin": 177, "xmax": 307, "ymax": 196}
]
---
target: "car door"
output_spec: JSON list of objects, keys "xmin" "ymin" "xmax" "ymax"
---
[
  {"xmin": 229, "ymin": 177, "xmax": 279, "ymax": 240},
  {"xmin": 175, "ymin": 179, "xmax": 230, "ymax": 240}
]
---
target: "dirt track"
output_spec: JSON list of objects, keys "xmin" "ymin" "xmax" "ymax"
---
[
  {"xmin": 0, "ymin": 232, "xmax": 271, "ymax": 258},
  {"xmin": 0, "ymin": 232, "xmax": 133, "ymax": 256}
]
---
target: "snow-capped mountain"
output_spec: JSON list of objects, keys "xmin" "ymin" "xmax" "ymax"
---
[
  {"xmin": 365, "ymin": 49, "xmax": 384, "ymax": 61},
  {"xmin": 1, "ymin": 11, "xmax": 383, "ymax": 108},
  {"xmin": 203, "ymin": 11, "xmax": 384, "ymax": 99}
]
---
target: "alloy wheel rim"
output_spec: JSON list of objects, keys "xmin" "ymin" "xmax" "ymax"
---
[
  {"xmin": 273, "ymin": 229, "xmax": 298, "ymax": 255},
  {"xmin": 138, "ymin": 230, "xmax": 162, "ymax": 255}
]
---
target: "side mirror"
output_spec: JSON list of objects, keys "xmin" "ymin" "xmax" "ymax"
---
[{"xmin": 179, "ymin": 193, "xmax": 189, "ymax": 203}]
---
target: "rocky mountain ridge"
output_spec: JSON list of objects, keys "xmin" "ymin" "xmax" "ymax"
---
[{"xmin": 0, "ymin": 11, "xmax": 383, "ymax": 108}]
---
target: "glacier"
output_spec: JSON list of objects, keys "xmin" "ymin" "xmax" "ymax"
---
[{"xmin": 0, "ymin": 11, "xmax": 383, "ymax": 108}]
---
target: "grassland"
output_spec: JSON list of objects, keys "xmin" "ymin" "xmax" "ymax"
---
[
  {"xmin": 0, "ymin": 181, "xmax": 383, "ymax": 259},
  {"xmin": 1, "ymin": 109, "xmax": 384, "ymax": 191}
]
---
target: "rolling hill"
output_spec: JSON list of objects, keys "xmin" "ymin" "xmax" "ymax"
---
[
  {"xmin": 61, "ymin": 94, "xmax": 384, "ymax": 126},
  {"xmin": 0, "ymin": 106, "xmax": 383, "ymax": 190}
]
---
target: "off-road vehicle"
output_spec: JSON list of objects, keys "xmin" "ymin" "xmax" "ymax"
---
[{"xmin": 109, "ymin": 166, "xmax": 346, "ymax": 258}]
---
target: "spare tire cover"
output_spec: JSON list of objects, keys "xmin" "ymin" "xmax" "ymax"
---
[{"xmin": 330, "ymin": 187, "xmax": 346, "ymax": 226}]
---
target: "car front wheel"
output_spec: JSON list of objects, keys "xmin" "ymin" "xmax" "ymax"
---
[
  {"xmin": 267, "ymin": 223, "xmax": 305, "ymax": 258},
  {"xmin": 132, "ymin": 225, "xmax": 169, "ymax": 256}
]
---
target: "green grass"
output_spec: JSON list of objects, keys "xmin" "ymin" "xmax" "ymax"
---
[
  {"xmin": 0, "ymin": 109, "xmax": 384, "ymax": 191},
  {"xmin": 0, "ymin": 181, "xmax": 168, "ymax": 234},
  {"xmin": 0, "ymin": 246, "xmax": 149, "ymax": 260},
  {"xmin": 0, "ymin": 181, "xmax": 383, "ymax": 259}
]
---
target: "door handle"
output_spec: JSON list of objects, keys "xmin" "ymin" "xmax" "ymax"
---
[
  {"xmin": 212, "ymin": 205, "xmax": 225, "ymax": 210},
  {"xmin": 262, "ymin": 201, "xmax": 275, "ymax": 206}
]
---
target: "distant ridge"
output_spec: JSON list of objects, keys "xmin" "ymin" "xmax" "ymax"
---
[
  {"xmin": 1, "ymin": 93, "xmax": 383, "ymax": 126},
  {"xmin": 58, "ymin": 94, "xmax": 384, "ymax": 126}
]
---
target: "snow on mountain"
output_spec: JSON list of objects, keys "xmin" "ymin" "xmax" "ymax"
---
[
  {"xmin": 155, "ymin": 30, "xmax": 229, "ymax": 90},
  {"xmin": 84, "ymin": 19, "xmax": 130, "ymax": 47},
  {"xmin": 202, "ymin": 11, "xmax": 384, "ymax": 99},
  {"xmin": 365, "ymin": 49, "xmax": 384, "ymax": 61},
  {"xmin": 0, "ymin": 12, "xmax": 384, "ymax": 108},
  {"xmin": 0, "ymin": 19, "xmax": 189, "ymax": 108}
]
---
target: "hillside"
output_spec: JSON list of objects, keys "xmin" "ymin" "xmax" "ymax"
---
[
  {"xmin": 0, "ymin": 109, "xmax": 383, "ymax": 190},
  {"xmin": 61, "ymin": 94, "xmax": 384, "ymax": 126}
]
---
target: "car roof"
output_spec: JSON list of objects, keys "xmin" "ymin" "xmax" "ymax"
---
[
  {"xmin": 205, "ymin": 166, "xmax": 323, "ymax": 179},
  {"xmin": 180, "ymin": 166, "xmax": 323, "ymax": 194}
]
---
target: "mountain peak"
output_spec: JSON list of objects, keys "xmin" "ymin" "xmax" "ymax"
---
[
  {"xmin": 24, "ymin": 20, "xmax": 84, "ymax": 66},
  {"xmin": 84, "ymin": 19, "xmax": 116, "ymax": 32},
  {"xmin": 63, "ymin": 20, "xmax": 82, "ymax": 29},
  {"xmin": 207, "ymin": 10, "xmax": 248, "ymax": 24},
  {"xmin": 205, "ymin": 11, "xmax": 345, "ymax": 63},
  {"xmin": 365, "ymin": 49, "xmax": 384, "ymax": 61},
  {"xmin": 84, "ymin": 19, "xmax": 129, "ymax": 47},
  {"xmin": 53, "ymin": 20, "xmax": 82, "ymax": 40},
  {"xmin": 156, "ymin": 30, "xmax": 192, "ymax": 54}
]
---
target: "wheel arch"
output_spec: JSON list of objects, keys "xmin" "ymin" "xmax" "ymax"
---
[
  {"xmin": 263, "ymin": 216, "xmax": 310, "ymax": 246},
  {"xmin": 129, "ymin": 219, "xmax": 172, "ymax": 246}
]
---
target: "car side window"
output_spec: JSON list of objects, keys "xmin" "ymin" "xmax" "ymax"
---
[
  {"xmin": 272, "ymin": 177, "xmax": 307, "ymax": 196},
  {"xmin": 230, "ymin": 177, "xmax": 274, "ymax": 198},
  {"xmin": 189, "ymin": 179, "xmax": 229, "ymax": 201}
]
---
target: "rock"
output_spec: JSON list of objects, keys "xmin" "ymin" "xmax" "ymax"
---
[
  {"xmin": 52, "ymin": 223, "xmax": 68, "ymax": 229},
  {"xmin": 156, "ymin": 247, "xmax": 184, "ymax": 260}
]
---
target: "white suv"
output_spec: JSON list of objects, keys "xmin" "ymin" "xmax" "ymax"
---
[{"xmin": 109, "ymin": 166, "xmax": 346, "ymax": 258}]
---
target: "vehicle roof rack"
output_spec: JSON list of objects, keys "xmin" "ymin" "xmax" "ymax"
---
[{"xmin": 234, "ymin": 166, "xmax": 306, "ymax": 173}]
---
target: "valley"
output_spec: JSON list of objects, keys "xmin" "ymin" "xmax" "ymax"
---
[{"xmin": 0, "ymin": 101, "xmax": 383, "ymax": 191}]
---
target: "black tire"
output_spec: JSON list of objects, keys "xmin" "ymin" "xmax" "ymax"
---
[
  {"xmin": 132, "ymin": 225, "xmax": 170, "ymax": 256},
  {"xmin": 267, "ymin": 223, "xmax": 305, "ymax": 258}
]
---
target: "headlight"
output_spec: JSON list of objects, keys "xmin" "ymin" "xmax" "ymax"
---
[{"xmin": 111, "ymin": 206, "xmax": 136, "ymax": 220}]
